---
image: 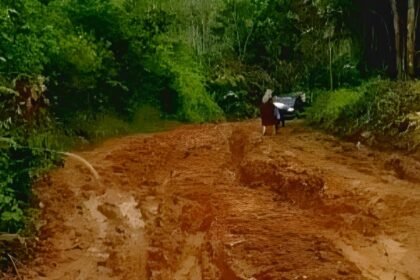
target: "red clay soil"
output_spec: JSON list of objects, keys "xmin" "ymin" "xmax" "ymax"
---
[{"xmin": 9, "ymin": 120, "xmax": 420, "ymax": 279}]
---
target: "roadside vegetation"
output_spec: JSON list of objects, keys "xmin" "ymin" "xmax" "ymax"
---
[
  {"xmin": 0, "ymin": 0, "xmax": 419, "ymax": 270},
  {"xmin": 307, "ymin": 80, "xmax": 420, "ymax": 153}
]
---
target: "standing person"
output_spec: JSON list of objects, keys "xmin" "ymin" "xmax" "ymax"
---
[
  {"xmin": 273, "ymin": 95, "xmax": 285, "ymax": 129},
  {"xmin": 260, "ymin": 89, "xmax": 277, "ymax": 136},
  {"xmin": 274, "ymin": 105, "xmax": 282, "ymax": 132}
]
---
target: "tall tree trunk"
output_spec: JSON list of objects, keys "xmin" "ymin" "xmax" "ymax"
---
[
  {"xmin": 407, "ymin": 0, "xmax": 416, "ymax": 77},
  {"xmin": 329, "ymin": 39, "xmax": 333, "ymax": 90},
  {"xmin": 390, "ymin": 0, "xmax": 403, "ymax": 78},
  {"xmin": 232, "ymin": 2, "xmax": 242, "ymax": 60},
  {"xmin": 416, "ymin": 2, "xmax": 420, "ymax": 41},
  {"xmin": 242, "ymin": 23, "xmax": 254, "ymax": 61}
]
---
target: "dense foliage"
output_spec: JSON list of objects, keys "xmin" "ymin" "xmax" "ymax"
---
[
  {"xmin": 307, "ymin": 80, "xmax": 420, "ymax": 150},
  {"xmin": 0, "ymin": 0, "xmax": 419, "ymax": 237},
  {"xmin": 0, "ymin": 76, "xmax": 59, "ymax": 232}
]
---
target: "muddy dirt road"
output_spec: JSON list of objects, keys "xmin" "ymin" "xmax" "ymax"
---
[{"xmin": 21, "ymin": 120, "xmax": 420, "ymax": 279}]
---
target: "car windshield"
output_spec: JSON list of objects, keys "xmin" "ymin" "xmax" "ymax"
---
[{"xmin": 273, "ymin": 96, "xmax": 296, "ymax": 107}]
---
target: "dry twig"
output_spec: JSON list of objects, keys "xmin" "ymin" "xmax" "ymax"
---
[{"xmin": 7, "ymin": 254, "xmax": 23, "ymax": 280}]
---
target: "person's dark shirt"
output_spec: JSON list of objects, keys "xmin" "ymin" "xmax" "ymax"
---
[{"xmin": 260, "ymin": 99, "xmax": 276, "ymax": 126}]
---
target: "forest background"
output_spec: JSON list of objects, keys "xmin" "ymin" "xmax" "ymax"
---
[{"xmin": 0, "ymin": 0, "xmax": 420, "ymax": 246}]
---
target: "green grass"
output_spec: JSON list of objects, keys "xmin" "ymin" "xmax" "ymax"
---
[
  {"xmin": 306, "ymin": 79, "xmax": 420, "ymax": 151},
  {"xmin": 306, "ymin": 87, "xmax": 364, "ymax": 135},
  {"xmin": 65, "ymin": 105, "xmax": 182, "ymax": 146}
]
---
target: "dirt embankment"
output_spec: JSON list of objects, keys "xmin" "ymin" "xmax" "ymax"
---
[{"xmin": 5, "ymin": 120, "xmax": 420, "ymax": 280}]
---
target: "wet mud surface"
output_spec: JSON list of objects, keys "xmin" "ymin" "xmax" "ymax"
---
[{"xmin": 17, "ymin": 120, "xmax": 420, "ymax": 279}]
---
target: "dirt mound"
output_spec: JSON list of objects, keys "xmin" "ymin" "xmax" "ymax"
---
[
  {"xmin": 384, "ymin": 154, "xmax": 420, "ymax": 181},
  {"xmin": 240, "ymin": 157, "xmax": 324, "ymax": 207},
  {"xmin": 228, "ymin": 125, "xmax": 324, "ymax": 207}
]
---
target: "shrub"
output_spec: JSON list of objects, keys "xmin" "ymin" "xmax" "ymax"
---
[
  {"xmin": 208, "ymin": 61, "xmax": 274, "ymax": 119},
  {"xmin": 67, "ymin": 112, "xmax": 131, "ymax": 141},
  {"xmin": 143, "ymin": 36, "xmax": 225, "ymax": 123},
  {"xmin": 130, "ymin": 105, "xmax": 180, "ymax": 133},
  {"xmin": 211, "ymin": 90, "xmax": 258, "ymax": 120},
  {"xmin": 0, "ymin": 77, "xmax": 59, "ymax": 233},
  {"xmin": 306, "ymin": 87, "xmax": 364, "ymax": 135},
  {"xmin": 307, "ymin": 79, "xmax": 420, "ymax": 151}
]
